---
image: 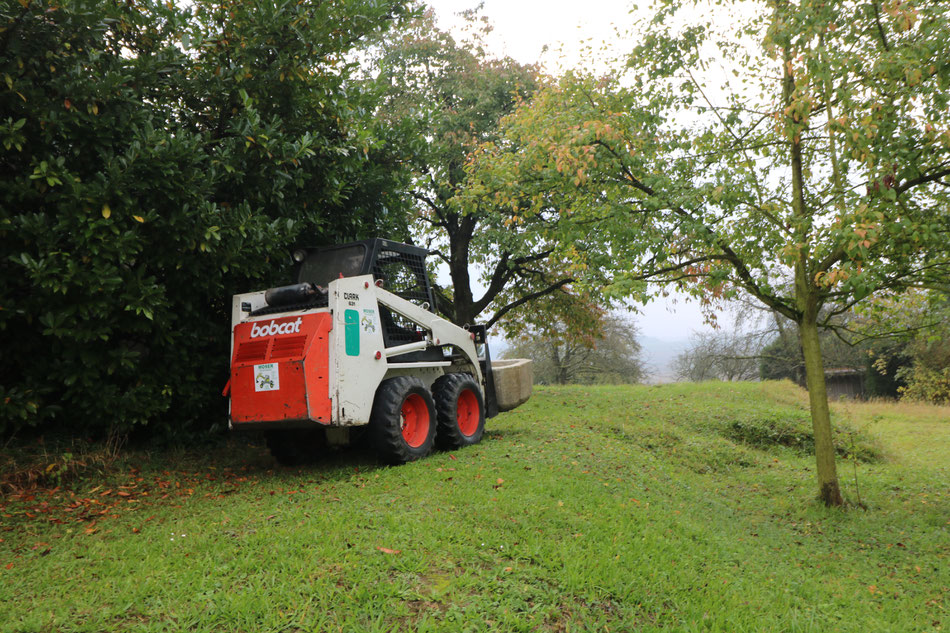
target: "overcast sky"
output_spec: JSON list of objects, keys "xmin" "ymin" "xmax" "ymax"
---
[
  {"xmin": 423, "ymin": 0, "xmax": 718, "ymax": 340},
  {"xmin": 426, "ymin": 0, "xmax": 637, "ymax": 73}
]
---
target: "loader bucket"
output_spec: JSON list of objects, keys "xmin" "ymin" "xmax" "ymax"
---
[{"xmin": 491, "ymin": 359, "xmax": 532, "ymax": 412}]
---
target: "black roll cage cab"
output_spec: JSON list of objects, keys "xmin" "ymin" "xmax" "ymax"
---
[{"xmin": 293, "ymin": 239, "xmax": 437, "ymax": 350}]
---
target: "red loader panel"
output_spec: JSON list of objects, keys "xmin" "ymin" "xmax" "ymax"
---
[{"xmin": 229, "ymin": 313, "xmax": 333, "ymax": 425}]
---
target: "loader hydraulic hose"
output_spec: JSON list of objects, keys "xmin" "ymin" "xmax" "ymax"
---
[{"xmin": 264, "ymin": 282, "xmax": 326, "ymax": 307}]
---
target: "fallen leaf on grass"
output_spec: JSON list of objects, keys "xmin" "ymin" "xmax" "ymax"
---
[{"xmin": 375, "ymin": 547, "xmax": 401, "ymax": 555}]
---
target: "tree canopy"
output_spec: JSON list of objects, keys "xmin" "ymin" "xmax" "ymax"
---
[
  {"xmin": 373, "ymin": 10, "xmax": 619, "ymax": 334},
  {"xmin": 463, "ymin": 0, "xmax": 950, "ymax": 505}
]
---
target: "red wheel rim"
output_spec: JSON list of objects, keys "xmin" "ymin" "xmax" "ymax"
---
[
  {"xmin": 400, "ymin": 393, "xmax": 430, "ymax": 448},
  {"xmin": 456, "ymin": 388, "xmax": 480, "ymax": 436}
]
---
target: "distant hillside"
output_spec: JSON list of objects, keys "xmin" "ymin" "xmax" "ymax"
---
[{"xmin": 639, "ymin": 336, "xmax": 688, "ymax": 383}]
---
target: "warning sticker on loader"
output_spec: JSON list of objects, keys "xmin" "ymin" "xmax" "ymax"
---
[
  {"xmin": 362, "ymin": 309, "xmax": 376, "ymax": 333},
  {"xmin": 254, "ymin": 363, "xmax": 280, "ymax": 392}
]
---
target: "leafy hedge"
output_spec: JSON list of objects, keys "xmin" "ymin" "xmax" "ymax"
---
[
  {"xmin": 899, "ymin": 365, "xmax": 950, "ymax": 405},
  {"xmin": 0, "ymin": 0, "xmax": 411, "ymax": 435},
  {"xmin": 724, "ymin": 412, "xmax": 881, "ymax": 463}
]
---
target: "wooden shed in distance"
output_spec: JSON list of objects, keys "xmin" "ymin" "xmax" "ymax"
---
[{"xmin": 824, "ymin": 368, "xmax": 866, "ymax": 400}]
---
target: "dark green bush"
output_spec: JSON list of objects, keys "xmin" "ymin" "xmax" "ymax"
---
[{"xmin": 0, "ymin": 0, "xmax": 410, "ymax": 436}]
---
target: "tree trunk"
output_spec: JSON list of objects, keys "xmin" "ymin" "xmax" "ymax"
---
[
  {"xmin": 783, "ymin": 36, "xmax": 843, "ymax": 507},
  {"xmin": 448, "ymin": 228, "xmax": 475, "ymax": 326},
  {"xmin": 798, "ymin": 314, "xmax": 844, "ymax": 507}
]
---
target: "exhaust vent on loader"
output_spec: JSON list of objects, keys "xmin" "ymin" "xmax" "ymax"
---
[
  {"xmin": 270, "ymin": 335, "xmax": 308, "ymax": 359},
  {"xmin": 234, "ymin": 340, "xmax": 269, "ymax": 364}
]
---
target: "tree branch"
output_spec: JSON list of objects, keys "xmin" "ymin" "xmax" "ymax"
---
[
  {"xmin": 485, "ymin": 278, "xmax": 574, "ymax": 330},
  {"xmin": 871, "ymin": 1, "xmax": 891, "ymax": 52},
  {"xmin": 896, "ymin": 166, "xmax": 950, "ymax": 196},
  {"xmin": 470, "ymin": 252, "xmax": 512, "ymax": 315}
]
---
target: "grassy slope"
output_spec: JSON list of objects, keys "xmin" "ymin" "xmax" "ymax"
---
[{"xmin": 0, "ymin": 381, "xmax": 947, "ymax": 632}]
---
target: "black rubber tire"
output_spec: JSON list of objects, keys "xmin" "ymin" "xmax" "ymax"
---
[
  {"xmin": 369, "ymin": 376, "xmax": 437, "ymax": 464},
  {"xmin": 265, "ymin": 428, "xmax": 327, "ymax": 466},
  {"xmin": 433, "ymin": 373, "xmax": 485, "ymax": 450}
]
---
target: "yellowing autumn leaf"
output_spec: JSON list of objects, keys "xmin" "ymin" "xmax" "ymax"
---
[
  {"xmin": 101, "ymin": 204, "xmax": 111, "ymax": 219},
  {"xmin": 133, "ymin": 215, "xmax": 145, "ymax": 223}
]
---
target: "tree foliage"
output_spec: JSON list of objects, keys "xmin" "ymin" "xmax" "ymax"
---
[
  {"xmin": 373, "ymin": 10, "xmax": 614, "ymax": 333},
  {"xmin": 894, "ymin": 296, "xmax": 950, "ymax": 404},
  {"xmin": 504, "ymin": 310, "xmax": 643, "ymax": 385},
  {"xmin": 0, "ymin": 0, "xmax": 409, "ymax": 435},
  {"xmin": 855, "ymin": 290, "xmax": 950, "ymax": 402},
  {"xmin": 465, "ymin": 0, "xmax": 950, "ymax": 505}
]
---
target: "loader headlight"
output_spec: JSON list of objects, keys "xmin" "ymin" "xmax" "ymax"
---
[{"xmin": 292, "ymin": 249, "xmax": 307, "ymax": 263}]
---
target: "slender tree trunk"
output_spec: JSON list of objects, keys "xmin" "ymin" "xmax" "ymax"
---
[
  {"xmin": 783, "ymin": 37, "xmax": 843, "ymax": 507},
  {"xmin": 798, "ymin": 310, "xmax": 844, "ymax": 507}
]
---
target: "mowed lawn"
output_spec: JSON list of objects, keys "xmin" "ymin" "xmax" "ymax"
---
[{"xmin": 1, "ymin": 382, "xmax": 947, "ymax": 632}]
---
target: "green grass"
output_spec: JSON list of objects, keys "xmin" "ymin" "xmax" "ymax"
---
[{"xmin": 1, "ymin": 381, "xmax": 947, "ymax": 632}]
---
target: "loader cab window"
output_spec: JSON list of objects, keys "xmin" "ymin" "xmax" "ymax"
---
[
  {"xmin": 297, "ymin": 244, "xmax": 368, "ymax": 289},
  {"xmin": 372, "ymin": 248, "xmax": 436, "ymax": 349},
  {"xmin": 372, "ymin": 250, "xmax": 430, "ymax": 307}
]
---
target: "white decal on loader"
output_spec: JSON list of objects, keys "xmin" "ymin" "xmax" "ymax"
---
[
  {"xmin": 254, "ymin": 363, "xmax": 280, "ymax": 392},
  {"xmin": 250, "ymin": 318, "xmax": 303, "ymax": 338}
]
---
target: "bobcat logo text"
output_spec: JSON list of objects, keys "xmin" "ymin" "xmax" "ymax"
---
[{"xmin": 249, "ymin": 318, "xmax": 303, "ymax": 338}]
